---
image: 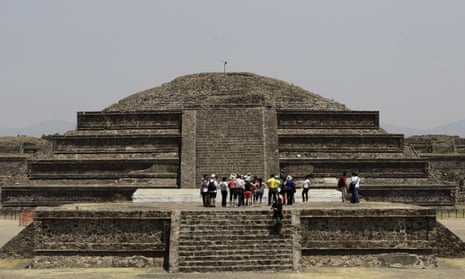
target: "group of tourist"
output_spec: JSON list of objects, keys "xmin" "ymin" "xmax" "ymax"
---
[
  {"xmin": 200, "ymin": 173, "xmax": 306, "ymax": 208},
  {"xmin": 200, "ymin": 173, "xmax": 266, "ymax": 208},
  {"xmin": 337, "ymin": 171, "xmax": 361, "ymax": 204},
  {"xmin": 200, "ymin": 171, "xmax": 362, "ymax": 208}
]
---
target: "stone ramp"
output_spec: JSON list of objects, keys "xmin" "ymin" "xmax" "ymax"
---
[
  {"xmin": 438, "ymin": 219, "xmax": 465, "ymax": 242},
  {"xmin": 0, "ymin": 220, "xmax": 24, "ymax": 248}
]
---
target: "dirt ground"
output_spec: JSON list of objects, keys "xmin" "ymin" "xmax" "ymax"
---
[{"xmin": 0, "ymin": 258, "xmax": 464, "ymax": 279}]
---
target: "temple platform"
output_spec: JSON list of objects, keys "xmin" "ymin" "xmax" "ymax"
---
[{"xmin": 28, "ymin": 201, "xmax": 439, "ymax": 271}]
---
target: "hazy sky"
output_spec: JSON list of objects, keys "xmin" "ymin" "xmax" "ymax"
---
[{"xmin": 1, "ymin": 0, "xmax": 464, "ymax": 131}]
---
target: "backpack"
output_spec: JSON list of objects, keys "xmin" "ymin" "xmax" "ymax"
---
[
  {"xmin": 208, "ymin": 180, "xmax": 216, "ymax": 192},
  {"xmin": 349, "ymin": 181, "xmax": 356, "ymax": 193},
  {"xmin": 337, "ymin": 178, "xmax": 344, "ymax": 188},
  {"xmin": 285, "ymin": 180, "xmax": 294, "ymax": 191}
]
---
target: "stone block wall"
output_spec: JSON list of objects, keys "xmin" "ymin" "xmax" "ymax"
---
[
  {"xmin": 300, "ymin": 206, "xmax": 437, "ymax": 268},
  {"xmin": 32, "ymin": 205, "xmax": 171, "ymax": 268},
  {"xmin": 1, "ymin": 186, "xmax": 138, "ymax": 207},
  {"xmin": 277, "ymin": 110, "xmax": 379, "ymax": 129},
  {"xmin": 195, "ymin": 108, "xmax": 266, "ymax": 182},
  {"xmin": 0, "ymin": 157, "xmax": 25, "ymax": 179},
  {"xmin": 279, "ymin": 134, "xmax": 404, "ymax": 154},
  {"xmin": 76, "ymin": 111, "xmax": 181, "ymax": 130},
  {"xmin": 427, "ymin": 155, "xmax": 465, "ymax": 184},
  {"xmin": 360, "ymin": 185, "xmax": 456, "ymax": 207},
  {"xmin": 279, "ymin": 159, "xmax": 429, "ymax": 180},
  {"xmin": 52, "ymin": 135, "xmax": 180, "ymax": 155},
  {"xmin": 28, "ymin": 159, "xmax": 179, "ymax": 180},
  {"xmin": 406, "ymin": 136, "xmax": 465, "ymax": 192}
]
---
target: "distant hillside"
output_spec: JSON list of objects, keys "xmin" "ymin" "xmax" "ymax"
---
[
  {"xmin": 382, "ymin": 119, "xmax": 465, "ymax": 137},
  {"xmin": 0, "ymin": 119, "xmax": 74, "ymax": 137}
]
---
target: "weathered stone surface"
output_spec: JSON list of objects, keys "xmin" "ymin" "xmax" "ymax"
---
[
  {"xmin": 104, "ymin": 72, "xmax": 348, "ymax": 112},
  {"xmin": 0, "ymin": 73, "xmax": 459, "ymax": 207},
  {"xmin": 21, "ymin": 202, "xmax": 455, "ymax": 271}
]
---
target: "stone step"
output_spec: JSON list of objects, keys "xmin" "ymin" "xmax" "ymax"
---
[
  {"xmin": 179, "ymin": 220, "xmax": 291, "ymax": 226},
  {"xmin": 50, "ymin": 153, "xmax": 179, "ymax": 159},
  {"xmin": 179, "ymin": 212, "xmax": 292, "ymax": 220},
  {"xmin": 178, "ymin": 259, "xmax": 293, "ymax": 268},
  {"xmin": 178, "ymin": 228, "xmax": 292, "ymax": 236},
  {"xmin": 27, "ymin": 179, "xmax": 179, "ymax": 187},
  {"xmin": 66, "ymin": 129, "xmax": 181, "ymax": 136},
  {"xmin": 177, "ymin": 256, "xmax": 293, "ymax": 269},
  {"xmin": 178, "ymin": 249, "xmax": 293, "ymax": 257},
  {"xmin": 178, "ymin": 264, "xmax": 293, "ymax": 273},
  {"xmin": 178, "ymin": 227, "xmax": 289, "ymax": 235},
  {"xmin": 179, "ymin": 219, "xmax": 291, "ymax": 224},
  {"xmin": 178, "ymin": 240, "xmax": 293, "ymax": 249},
  {"xmin": 177, "ymin": 209, "xmax": 295, "ymax": 272},
  {"xmin": 178, "ymin": 252, "xmax": 294, "ymax": 261}
]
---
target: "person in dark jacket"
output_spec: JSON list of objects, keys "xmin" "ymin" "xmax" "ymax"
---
[{"xmin": 271, "ymin": 198, "xmax": 284, "ymax": 234}]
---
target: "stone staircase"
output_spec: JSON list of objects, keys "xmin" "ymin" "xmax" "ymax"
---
[{"xmin": 176, "ymin": 210, "xmax": 294, "ymax": 272}]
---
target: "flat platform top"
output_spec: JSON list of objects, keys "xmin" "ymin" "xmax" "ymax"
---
[{"xmin": 35, "ymin": 201, "xmax": 430, "ymax": 213}]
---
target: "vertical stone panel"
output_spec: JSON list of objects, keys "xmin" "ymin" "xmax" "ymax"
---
[
  {"xmin": 292, "ymin": 210, "xmax": 302, "ymax": 270},
  {"xmin": 168, "ymin": 210, "xmax": 181, "ymax": 272},
  {"xmin": 180, "ymin": 111, "xmax": 197, "ymax": 188},
  {"xmin": 263, "ymin": 108, "xmax": 279, "ymax": 178}
]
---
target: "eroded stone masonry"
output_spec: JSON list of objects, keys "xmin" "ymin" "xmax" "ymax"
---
[{"xmin": 0, "ymin": 72, "xmax": 463, "ymax": 207}]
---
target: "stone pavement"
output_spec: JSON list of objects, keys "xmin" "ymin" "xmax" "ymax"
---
[{"xmin": 132, "ymin": 188, "xmax": 342, "ymax": 203}]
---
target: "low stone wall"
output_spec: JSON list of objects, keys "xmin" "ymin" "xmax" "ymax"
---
[
  {"xmin": 52, "ymin": 135, "xmax": 180, "ymax": 155},
  {"xmin": 76, "ymin": 111, "xmax": 181, "ymax": 130},
  {"xmin": 278, "ymin": 134, "xmax": 404, "ymax": 153},
  {"xmin": 31, "ymin": 203, "xmax": 171, "ymax": 268},
  {"xmin": 299, "ymin": 206, "xmax": 437, "ymax": 268},
  {"xmin": 280, "ymin": 159, "xmax": 429, "ymax": 179},
  {"xmin": 1, "ymin": 186, "xmax": 137, "ymax": 208},
  {"xmin": 360, "ymin": 185, "xmax": 456, "ymax": 207},
  {"xmin": 277, "ymin": 110, "xmax": 380, "ymax": 129}
]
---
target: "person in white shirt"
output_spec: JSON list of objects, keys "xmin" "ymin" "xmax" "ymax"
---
[{"xmin": 350, "ymin": 172, "xmax": 360, "ymax": 204}]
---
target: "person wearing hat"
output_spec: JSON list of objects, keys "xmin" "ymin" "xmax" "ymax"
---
[
  {"xmin": 207, "ymin": 174, "xmax": 218, "ymax": 207},
  {"xmin": 235, "ymin": 174, "xmax": 245, "ymax": 207}
]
